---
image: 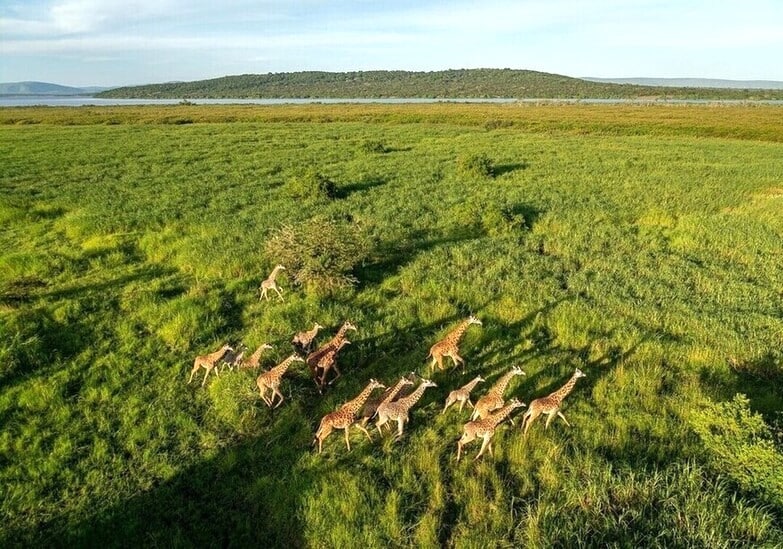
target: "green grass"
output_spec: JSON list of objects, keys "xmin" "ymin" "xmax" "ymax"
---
[{"xmin": 1, "ymin": 104, "xmax": 782, "ymax": 547}]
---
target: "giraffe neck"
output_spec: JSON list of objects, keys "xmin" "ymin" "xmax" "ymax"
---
[
  {"xmin": 397, "ymin": 384, "xmax": 429, "ymax": 409},
  {"xmin": 448, "ymin": 319, "xmax": 471, "ymax": 345},
  {"xmin": 382, "ymin": 379, "xmax": 410, "ymax": 404},
  {"xmin": 343, "ymin": 383, "xmax": 377, "ymax": 414},
  {"xmin": 248, "ymin": 346, "xmax": 265, "ymax": 363},
  {"xmin": 463, "ymin": 378, "xmax": 482, "ymax": 392},
  {"xmin": 273, "ymin": 355, "xmax": 298, "ymax": 375},
  {"xmin": 207, "ymin": 346, "xmax": 229, "ymax": 362},
  {"xmin": 269, "ymin": 266, "xmax": 284, "ymax": 281},
  {"xmin": 491, "ymin": 371, "xmax": 517, "ymax": 397},
  {"xmin": 488, "ymin": 403, "xmax": 519, "ymax": 427},
  {"xmin": 550, "ymin": 373, "xmax": 580, "ymax": 404}
]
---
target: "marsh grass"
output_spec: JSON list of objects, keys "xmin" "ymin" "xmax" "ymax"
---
[{"xmin": 0, "ymin": 104, "xmax": 782, "ymax": 547}]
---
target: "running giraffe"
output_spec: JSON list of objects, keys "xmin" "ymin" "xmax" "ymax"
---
[
  {"xmin": 315, "ymin": 339, "xmax": 351, "ymax": 392},
  {"xmin": 457, "ymin": 398, "xmax": 525, "ymax": 462},
  {"xmin": 307, "ymin": 321, "xmax": 357, "ymax": 383},
  {"xmin": 259, "ymin": 264, "xmax": 286, "ymax": 301},
  {"xmin": 442, "ymin": 375, "xmax": 485, "ymax": 414},
  {"xmin": 375, "ymin": 378, "xmax": 437, "ymax": 438},
  {"xmin": 238, "ymin": 343, "xmax": 274, "ymax": 370},
  {"xmin": 471, "ymin": 366, "xmax": 525, "ymax": 421},
  {"xmin": 188, "ymin": 343, "xmax": 234, "ymax": 387},
  {"xmin": 427, "ymin": 315, "xmax": 482, "ymax": 373},
  {"xmin": 256, "ymin": 354, "xmax": 305, "ymax": 408},
  {"xmin": 360, "ymin": 373, "xmax": 416, "ymax": 426},
  {"xmin": 292, "ymin": 323, "xmax": 324, "ymax": 353},
  {"xmin": 521, "ymin": 368, "xmax": 586, "ymax": 434},
  {"xmin": 313, "ymin": 379, "xmax": 386, "ymax": 453}
]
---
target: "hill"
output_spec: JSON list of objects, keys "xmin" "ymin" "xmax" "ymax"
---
[
  {"xmin": 0, "ymin": 81, "xmax": 110, "ymax": 96},
  {"xmin": 584, "ymin": 77, "xmax": 783, "ymax": 90},
  {"xmin": 95, "ymin": 69, "xmax": 783, "ymax": 100}
]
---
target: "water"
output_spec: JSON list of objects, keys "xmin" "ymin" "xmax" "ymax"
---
[{"xmin": 1, "ymin": 96, "xmax": 781, "ymax": 107}]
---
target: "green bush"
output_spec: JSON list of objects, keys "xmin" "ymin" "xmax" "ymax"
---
[
  {"xmin": 457, "ymin": 152, "xmax": 495, "ymax": 178},
  {"xmin": 359, "ymin": 139, "xmax": 390, "ymax": 154},
  {"xmin": 286, "ymin": 169, "xmax": 338, "ymax": 202},
  {"xmin": 265, "ymin": 217, "xmax": 369, "ymax": 292},
  {"xmin": 689, "ymin": 394, "xmax": 783, "ymax": 508}
]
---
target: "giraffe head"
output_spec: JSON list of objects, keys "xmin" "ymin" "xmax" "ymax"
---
[
  {"xmin": 275, "ymin": 264, "xmax": 286, "ymax": 271},
  {"xmin": 468, "ymin": 315, "xmax": 482, "ymax": 326},
  {"xmin": 405, "ymin": 371, "xmax": 418, "ymax": 381},
  {"xmin": 511, "ymin": 365, "xmax": 526, "ymax": 377},
  {"xmin": 342, "ymin": 321, "xmax": 358, "ymax": 332},
  {"xmin": 506, "ymin": 397, "xmax": 526, "ymax": 410},
  {"xmin": 220, "ymin": 343, "xmax": 235, "ymax": 353},
  {"xmin": 289, "ymin": 353, "xmax": 305, "ymax": 363},
  {"xmin": 472, "ymin": 375, "xmax": 485, "ymax": 384},
  {"xmin": 419, "ymin": 378, "xmax": 438, "ymax": 389},
  {"xmin": 314, "ymin": 323, "xmax": 324, "ymax": 330},
  {"xmin": 398, "ymin": 375, "xmax": 415, "ymax": 387},
  {"xmin": 367, "ymin": 378, "xmax": 386, "ymax": 391},
  {"xmin": 260, "ymin": 343, "xmax": 274, "ymax": 351},
  {"xmin": 574, "ymin": 368, "xmax": 586, "ymax": 379}
]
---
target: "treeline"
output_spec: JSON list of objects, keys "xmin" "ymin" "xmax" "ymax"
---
[{"xmin": 96, "ymin": 69, "xmax": 783, "ymax": 100}]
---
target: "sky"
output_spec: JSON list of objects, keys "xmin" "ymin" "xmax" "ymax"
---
[{"xmin": 1, "ymin": 0, "xmax": 782, "ymax": 87}]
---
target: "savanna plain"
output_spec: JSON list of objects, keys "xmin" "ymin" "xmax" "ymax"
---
[{"xmin": 1, "ymin": 103, "xmax": 782, "ymax": 548}]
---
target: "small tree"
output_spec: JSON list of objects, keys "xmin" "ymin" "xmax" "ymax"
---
[
  {"xmin": 286, "ymin": 169, "xmax": 338, "ymax": 202},
  {"xmin": 265, "ymin": 217, "xmax": 369, "ymax": 293},
  {"xmin": 456, "ymin": 153, "xmax": 495, "ymax": 178}
]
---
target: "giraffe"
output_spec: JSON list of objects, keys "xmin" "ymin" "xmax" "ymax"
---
[
  {"xmin": 256, "ymin": 354, "xmax": 305, "ymax": 408},
  {"xmin": 457, "ymin": 398, "xmax": 525, "ymax": 462},
  {"xmin": 375, "ymin": 378, "xmax": 438, "ymax": 439},
  {"xmin": 315, "ymin": 339, "xmax": 351, "ymax": 392},
  {"xmin": 292, "ymin": 323, "xmax": 324, "ymax": 354},
  {"xmin": 188, "ymin": 343, "xmax": 234, "ymax": 387},
  {"xmin": 360, "ymin": 373, "xmax": 417, "ymax": 426},
  {"xmin": 238, "ymin": 343, "xmax": 274, "ymax": 370},
  {"xmin": 313, "ymin": 378, "xmax": 386, "ymax": 453},
  {"xmin": 470, "ymin": 365, "xmax": 525, "ymax": 421},
  {"xmin": 307, "ymin": 321, "xmax": 357, "ymax": 383},
  {"xmin": 442, "ymin": 375, "xmax": 485, "ymax": 414},
  {"xmin": 521, "ymin": 368, "xmax": 586, "ymax": 434},
  {"xmin": 427, "ymin": 315, "xmax": 482, "ymax": 373},
  {"xmin": 259, "ymin": 264, "xmax": 286, "ymax": 301},
  {"xmin": 220, "ymin": 343, "xmax": 248, "ymax": 372}
]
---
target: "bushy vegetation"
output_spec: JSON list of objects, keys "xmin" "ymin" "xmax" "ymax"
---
[
  {"xmin": 0, "ymin": 104, "xmax": 782, "ymax": 547},
  {"xmin": 456, "ymin": 152, "xmax": 495, "ymax": 178},
  {"xmin": 286, "ymin": 169, "xmax": 338, "ymax": 202},
  {"xmin": 265, "ymin": 217, "xmax": 369, "ymax": 292}
]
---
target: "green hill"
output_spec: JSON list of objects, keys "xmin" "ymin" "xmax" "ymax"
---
[{"xmin": 96, "ymin": 69, "xmax": 783, "ymax": 100}]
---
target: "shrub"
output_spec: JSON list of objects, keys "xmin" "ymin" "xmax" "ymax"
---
[
  {"xmin": 286, "ymin": 170, "xmax": 338, "ymax": 202},
  {"xmin": 457, "ymin": 152, "xmax": 495, "ymax": 178},
  {"xmin": 689, "ymin": 394, "xmax": 783, "ymax": 508},
  {"xmin": 360, "ymin": 139, "xmax": 390, "ymax": 154},
  {"xmin": 265, "ymin": 217, "xmax": 369, "ymax": 292}
]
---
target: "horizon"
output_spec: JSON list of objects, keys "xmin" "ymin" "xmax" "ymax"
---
[{"xmin": 1, "ymin": 1, "xmax": 782, "ymax": 88}]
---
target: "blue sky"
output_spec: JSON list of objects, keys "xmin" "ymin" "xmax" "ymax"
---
[{"xmin": 1, "ymin": 0, "xmax": 782, "ymax": 87}]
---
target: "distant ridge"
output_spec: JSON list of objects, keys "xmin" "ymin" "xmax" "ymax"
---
[
  {"xmin": 583, "ymin": 77, "xmax": 783, "ymax": 90},
  {"xmin": 96, "ymin": 69, "xmax": 783, "ymax": 100},
  {"xmin": 0, "ymin": 81, "xmax": 111, "ymax": 95}
]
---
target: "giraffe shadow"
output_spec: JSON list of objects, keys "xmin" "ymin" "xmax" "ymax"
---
[{"xmin": 7, "ymin": 406, "xmax": 324, "ymax": 548}]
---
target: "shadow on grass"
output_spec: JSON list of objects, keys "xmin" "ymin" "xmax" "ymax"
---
[
  {"xmin": 493, "ymin": 162, "xmax": 529, "ymax": 177},
  {"xmin": 336, "ymin": 176, "xmax": 387, "ymax": 198},
  {"xmin": 6, "ymin": 404, "xmax": 323, "ymax": 548}
]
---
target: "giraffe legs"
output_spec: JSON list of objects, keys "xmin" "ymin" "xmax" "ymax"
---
[
  {"xmin": 557, "ymin": 411, "xmax": 571, "ymax": 426},
  {"xmin": 188, "ymin": 364, "xmax": 199, "ymax": 384},
  {"xmin": 395, "ymin": 417, "xmax": 406, "ymax": 439},
  {"xmin": 522, "ymin": 408, "xmax": 542, "ymax": 434},
  {"xmin": 343, "ymin": 427, "xmax": 352, "ymax": 451},
  {"xmin": 272, "ymin": 388, "xmax": 285, "ymax": 408},
  {"xmin": 354, "ymin": 422, "xmax": 373, "ymax": 442},
  {"xmin": 456, "ymin": 432, "xmax": 476, "ymax": 462},
  {"xmin": 443, "ymin": 396, "xmax": 456, "ymax": 414},
  {"xmin": 201, "ymin": 365, "xmax": 213, "ymax": 387},
  {"xmin": 375, "ymin": 414, "xmax": 389, "ymax": 437},
  {"xmin": 545, "ymin": 411, "xmax": 557, "ymax": 429},
  {"xmin": 328, "ymin": 364, "xmax": 341, "ymax": 385},
  {"xmin": 273, "ymin": 286, "xmax": 284, "ymax": 302},
  {"xmin": 475, "ymin": 434, "xmax": 495, "ymax": 461},
  {"xmin": 259, "ymin": 287, "xmax": 268, "ymax": 301}
]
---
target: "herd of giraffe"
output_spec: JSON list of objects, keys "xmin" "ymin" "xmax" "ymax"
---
[{"xmin": 187, "ymin": 266, "xmax": 587, "ymax": 461}]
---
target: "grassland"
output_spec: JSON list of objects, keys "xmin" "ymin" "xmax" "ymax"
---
[{"xmin": 1, "ymin": 103, "xmax": 782, "ymax": 547}]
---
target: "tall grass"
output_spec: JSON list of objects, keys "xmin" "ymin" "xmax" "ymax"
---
[{"xmin": 0, "ymin": 104, "xmax": 782, "ymax": 547}]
